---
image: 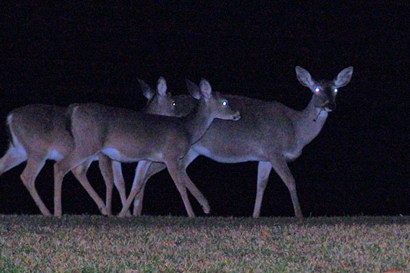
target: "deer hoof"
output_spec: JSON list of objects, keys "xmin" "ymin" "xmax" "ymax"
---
[
  {"xmin": 203, "ymin": 205, "xmax": 211, "ymax": 214},
  {"xmin": 295, "ymin": 212, "xmax": 304, "ymax": 218},
  {"xmin": 118, "ymin": 210, "xmax": 128, "ymax": 218},
  {"xmin": 100, "ymin": 207, "xmax": 109, "ymax": 216}
]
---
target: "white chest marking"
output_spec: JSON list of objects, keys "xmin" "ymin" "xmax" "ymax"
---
[
  {"xmin": 48, "ymin": 150, "xmax": 64, "ymax": 161},
  {"xmin": 102, "ymin": 147, "xmax": 138, "ymax": 163}
]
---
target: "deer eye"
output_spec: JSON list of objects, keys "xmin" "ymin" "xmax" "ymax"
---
[
  {"xmin": 314, "ymin": 86, "xmax": 321, "ymax": 94},
  {"xmin": 221, "ymin": 99, "xmax": 228, "ymax": 106},
  {"xmin": 334, "ymin": 88, "xmax": 338, "ymax": 93},
  {"xmin": 172, "ymin": 101, "xmax": 176, "ymax": 107}
]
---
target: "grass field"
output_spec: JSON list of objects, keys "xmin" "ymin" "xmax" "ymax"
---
[{"xmin": 0, "ymin": 215, "xmax": 409, "ymax": 272}]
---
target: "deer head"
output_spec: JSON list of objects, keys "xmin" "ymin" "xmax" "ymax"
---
[
  {"xmin": 296, "ymin": 66, "xmax": 353, "ymax": 112},
  {"xmin": 190, "ymin": 78, "xmax": 241, "ymax": 121},
  {"xmin": 138, "ymin": 77, "xmax": 181, "ymax": 117}
]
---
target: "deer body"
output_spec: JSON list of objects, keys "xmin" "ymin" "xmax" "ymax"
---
[
  {"xmin": 131, "ymin": 66, "xmax": 353, "ymax": 218},
  {"xmin": 73, "ymin": 107, "xmax": 195, "ymax": 163},
  {"xmin": 54, "ymin": 79, "xmax": 240, "ymax": 217},
  {"xmin": 0, "ymin": 104, "xmax": 114, "ymax": 216},
  {"xmin": 195, "ymin": 95, "xmax": 328, "ymax": 163},
  {"xmin": 0, "ymin": 77, "xmax": 185, "ymax": 216}
]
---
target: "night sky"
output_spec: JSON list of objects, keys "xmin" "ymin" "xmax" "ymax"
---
[{"xmin": 0, "ymin": 2, "xmax": 408, "ymax": 217}]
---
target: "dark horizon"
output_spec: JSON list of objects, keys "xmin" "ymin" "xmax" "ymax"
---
[{"xmin": 0, "ymin": 2, "xmax": 408, "ymax": 217}]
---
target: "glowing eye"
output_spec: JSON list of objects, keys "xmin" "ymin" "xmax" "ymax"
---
[
  {"xmin": 314, "ymin": 86, "xmax": 321, "ymax": 93},
  {"xmin": 334, "ymin": 88, "xmax": 338, "ymax": 93},
  {"xmin": 172, "ymin": 101, "xmax": 176, "ymax": 107},
  {"xmin": 221, "ymin": 99, "xmax": 228, "ymax": 106}
]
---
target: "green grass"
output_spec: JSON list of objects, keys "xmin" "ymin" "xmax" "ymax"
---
[{"xmin": 0, "ymin": 215, "xmax": 409, "ymax": 272}]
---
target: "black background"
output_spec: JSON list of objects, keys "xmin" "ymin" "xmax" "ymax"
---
[{"xmin": 0, "ymin": 1, "xmax": 408, "ymax": 217}]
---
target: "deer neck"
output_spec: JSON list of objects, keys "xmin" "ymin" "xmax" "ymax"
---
[
  {"xmin": 294, "ymin": 96, "xmax": 329, "ymax": 147},
  {"xmin": 183, "ymin": 101, "xmax": 215, "ymax": 145}
]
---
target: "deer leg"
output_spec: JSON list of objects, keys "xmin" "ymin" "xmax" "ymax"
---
[
  {"xmin": 176, "ymin": 167, "xmax": 210, "ymax": 215},
  {"xmin": 132, "ymin": 162, "xmax": 166, "ymax": 216},
  {"xmin": 0, "ymin": 146, "xmax": 26, "ymax": 175},
  {"xmin": 110, "ymin": 161, "xmax": 131, "ymax": 216},
  {"xmin": 253, "ymin": 161, "xmax": 273, "ymax": 218},
  {"xmin": 97, "ymin": 154, "xmax": 114, "ymax": 216},
  {"xmin": 132, "ymin": 181, "xmax": 145, "ymax": 216},
  {"xmin": 20, "ymin": 157, "xmax": 51, "ymax": 216},
  {"xmin": 132, "ymin": 150, "xmax": 208, "ymax": 216},
  {"xmin": 53, "ymin": 163, "xmax": 64, "ymax": 217},
  {"xmin": 165, "ymin": 160, "xmax": 196, "ymax": 217},
  {"xmin": 54, "ymin": 149, "xmax": 99, "ymax": 217},
  {"xmin": 118, "ymin": 160, "xmax": 152, "ymax": 217},
  {"xmin": 71, "ymin": 158, "xmax": 109, "ymax": 216},
  {"xmin": 270, "ymin": 157, "xmax": 303, "ymax": 218},
  {"xmin": 131, "ymin": 151, "xmax": 203, "ymax": 216},
  {"xmin": 176, "ymin": 151, "xmax": 210, "ymax": 214}
]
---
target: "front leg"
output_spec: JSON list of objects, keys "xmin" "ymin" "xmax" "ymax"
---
[
  {"xmin": 132, "ymin": 149, "xmax": 201, "ymax": 216},
  {"xmin": 118, "ymin": 160, "xmax": 152, "ymax": 217},
  {"xmin": 178, "ymin": 150, "xmax": 210, "ymax": 214},
  {"xmin": 111, "ymin": 161, "xmax": 131, "ymax": 216},
  {"xmin": 71, "ymin": 158, "xmax": 109, "ymax": 216},
  {"xmin": 165, "ymin": 160, "xmax": 196, "ymax": 217},
  {"xmin": 97, "ymin": 154, "xmax": 114, "ymax": 216},
  {"xmin": 253, "ymin": 161, "xmax": 273, "ymax": 218},
  {"xmin": 270, "ymin": 156, "xmax": 303, "ymax": 218},
  {"xmin": 54, "ymin": 148, "xmax": 102, "ymax": 217},
  {"xmin": 133, "ymin": 162, "xmax": 166, "ymax": 216}
]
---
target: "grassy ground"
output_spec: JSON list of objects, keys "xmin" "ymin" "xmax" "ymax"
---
[{"xmin": 0, "ymin": 215, "xmax": 408, "ymax": 272}]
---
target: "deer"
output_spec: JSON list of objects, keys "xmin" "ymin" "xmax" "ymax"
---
[
  {"xmin": 0, "ymin": 77, "xmax": 181, "ymax": 216},
  {"xmin": 121, "ymin": 66, "xmax": 353, "ymax": 218},
  {"xmin": 53, "ymin": 78, "xmax": 241, "ymax": 217},
  {"xmin": 0, "ymin": 105, "xmax": 114, "ymax": 216}
]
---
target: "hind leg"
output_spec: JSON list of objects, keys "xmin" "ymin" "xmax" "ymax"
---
[
  {"xmin": 20, "ymin": 156, "xmax": 51, "ymax": 216},
  {"xmin": 0, "ymin": 147, "xmax": 51, "ymax": 215},
  {"xmin": 0, "ymin": 145, "xmax": 26, "ymax": 175}
]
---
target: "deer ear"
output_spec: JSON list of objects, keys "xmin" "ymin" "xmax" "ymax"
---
[
  {"xmin": 157, "ymin": 77, "xmax": 168, "ymax": 97},
  {"xmin": 138, "ymin": 79, "xmax": 154, "ymax": 100},
  {"xmin": 295, "ymin": 66, "xmax": 315, "ymax": 88},
  {"xmin": 185, "ymin": 79, "xmax": 201, "ymax": 100},
  {"xmin": 334, "ymin": 67, "xmax": 353, "ymax": 88},
  {"xmin": 199, "ymin": 78, "xmax": 212, "ymax": 99}
]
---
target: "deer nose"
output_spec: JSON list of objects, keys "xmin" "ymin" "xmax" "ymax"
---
[{"xmin": 232, "ymin": 111, "xmax": 241, "ymax": 121}]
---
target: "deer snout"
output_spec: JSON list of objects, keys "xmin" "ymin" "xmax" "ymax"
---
[{"xmin": 232, "ymin": 110, "xmax": 241, "ymax": 121}]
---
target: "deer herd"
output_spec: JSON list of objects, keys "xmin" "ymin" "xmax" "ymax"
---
[{"xmin": 0, "ymin": 66, "xmax": 353, "ymax": 218}]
